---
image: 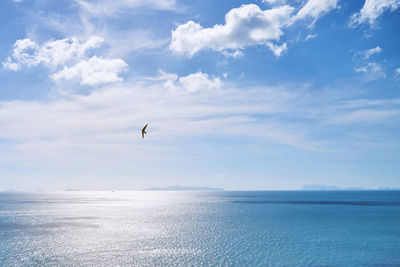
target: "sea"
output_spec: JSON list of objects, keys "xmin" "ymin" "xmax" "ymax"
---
[{"xmin": 0, "ymin": 191, "xmax": 399, "ymax": 266}]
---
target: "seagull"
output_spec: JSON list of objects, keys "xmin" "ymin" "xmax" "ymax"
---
[{"xmin": 142, "ymin": 123, "xmax": 148, "ymax": 139}]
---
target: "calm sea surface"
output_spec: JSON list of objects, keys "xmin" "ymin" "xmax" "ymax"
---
[{"xmin": 0, "ymin": 191, "xmax": 399, "ymax": 266}]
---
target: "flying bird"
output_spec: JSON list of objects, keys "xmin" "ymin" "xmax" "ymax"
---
[{"xmin": 142, "ymin": 123, "xmax": 148, "ymax": 139}]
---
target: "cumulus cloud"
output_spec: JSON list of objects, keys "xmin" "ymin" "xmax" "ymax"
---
[
  {"xmin": 176, "ymin": 72, "xmax": 222, "ymax": 93},
  {"xmin": 52, "ymin": 56, "xmax": 128, "ymax": 86},
  {"xmin": 2, "ymin": 57, "xmax": 19, "ymax": 71},
  {"xmin": 350, "ymin": 0, "xmax": 400, "ymax": 27},
  {"xmin": 354, "ymin": 62, "xmax": 386, "ymax": 80},
  {"xmin": 159, "ymin": 70, "xmax": 222, "ymax": 93},
  {"xmin": 294, "ymin": 0, "xmax": 339, "ymax": 21},
  {"xmin": 170, "ymin": 4, "xmax": 294, "ymax": 57},
  {"xmin": 396, "ymin": 67, "xmax": 400, "ymax": 74},
  {"xmin": 170, "ymin": 1, "xmax": 339, "ymax": 57},
  {"xmin": 3, "ymin": 36, "xmax": 128, "ymax": 86},
  {"xmin": 3, "ymin": 36, "xmax": 103, "ymax": 70}
]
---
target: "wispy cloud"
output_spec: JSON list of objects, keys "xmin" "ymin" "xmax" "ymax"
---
[
  {"xmin": 294, "ymin": 0, "xmax": 339, "ymax": 22},
  {"xmin": 2, "ymin": 69, "xmax": 400, "ymax": 167},
  {"xmin": 337, "ymin": 98, "xmax": 400, "ymax": 109},
  {"xmin": 305, "ymin": 34, "xmax": 318, "ymax": 41},
  {"xmin": 363, "ymin": 46, "xmax": 382, "ymax": 59},
  {"xmin": 76, "ymin": 0, "xmax": 178, "ymax": 17},
  {"xmin": 0, "ymin": 73, "xmax": 320, "ymax": 165},
  {"xmin": 261, "ymin": 0, "xmax": 287, "ymax": 5},
  {"xmin": 350, "ymin": 0, "xmax": 400, "ymax": 27},
  {"xmin": 353, "ymin": 46, "xmax": 382, "ymax": 60},
  {"xmin": 354, "ymin": 62, "xmax": 386, "ymax": 81},
  {"xmin": 332, "ymin": 109, "xmax": 400, "ymax": 124}
]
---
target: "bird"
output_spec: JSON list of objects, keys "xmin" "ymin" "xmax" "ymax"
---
[{"xmin": 142, "ymin": 123, "xmax": 148, "ymax": 139}]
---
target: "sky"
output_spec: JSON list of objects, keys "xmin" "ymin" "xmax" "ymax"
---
[{"xmin": 0, "ymin": 0, "xmax": 399, "ymax": 191}]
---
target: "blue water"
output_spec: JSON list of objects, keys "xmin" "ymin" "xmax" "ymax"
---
[{"xmin": 0, "ymin": 191, "xmax": 399, "ymax": 266}]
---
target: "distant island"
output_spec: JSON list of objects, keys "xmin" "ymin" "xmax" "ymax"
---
[
  {"xmin": 300, "ymin": 185, "xmax": 400, "ymax": 191},
  {"xmin": 143, "ymin": 186, "xmax": 224, "ymax": 191}
]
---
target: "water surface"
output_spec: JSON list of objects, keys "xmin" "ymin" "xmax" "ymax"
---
[{"xmin": 0, "ymin": 191, "xmax": 399, "ymax": 266}]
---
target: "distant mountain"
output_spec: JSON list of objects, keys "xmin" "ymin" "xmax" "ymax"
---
[
  {"xmin": 1, "ymin": 189, "xmax": 17, "ymax": 193},
  {"xmin": 301, "ymin": 185, "xmax": 400, "ymax": 191},
  {"xmin": 301, "ymin": 185, "xmax": 342, "ymax": 191},
  {"xmin": 143, "ymin": 186, "xmax": 224, "ymax": 191},
  {"xmin": 378, "ymin": 187, "xmax": 400, "ymax": 190}
]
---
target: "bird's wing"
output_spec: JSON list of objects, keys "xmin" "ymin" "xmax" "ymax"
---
[{"xmin": 142, "ymin": 123, "xmax": 148, "ymax": 131}]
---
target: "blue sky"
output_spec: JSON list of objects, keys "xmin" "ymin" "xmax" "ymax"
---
[{"xmin": 0, "ymin": 0, "xmax": 399, "ymax": 190}]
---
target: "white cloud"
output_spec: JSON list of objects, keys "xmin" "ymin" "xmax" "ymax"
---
[
  {"xmin": 104, "ymin": 30, "xmax": 169, "ymax": 58},
  {"xmin": 305, "ymin": 34, "xmax": 318, "ymax": 40},
  {"xmin": 8, "ymin": 38, "xmax": 39, "ymax": 68},
  {"xmin": 170, "ymin": 1, "xmax": 339, "ymax": 57},
  {"xmin": 52, "ymin": 56, "xmax": 128, "ymax": 86},
  {"xmin": 177, "ymin": 72, "xmax": 222, "ymax": 93},
  {"xmin": 333, "ymin": 109, "xmax": 400, "ymax": 124},
  {"xmin": 396, "ymin": 67, "xmax": 400, "ymax": 74},
  {"xmin": 0, "ymin": 74, "xmax": 317, "ymax": 157},
  {"xmin": 350, "ymin": 0, "xmax": 400, "ymax": 27},
  {"xmin": 146, "ymin": 69, "xmax": 178, "ymax": 82},
  {"xmin": 1, "ymin": 72, "xmax": 400, "ymax": 171},
  {"xmin": 3, "ymin": 36, "xmax": 103, "ymax": 70},
  {"xmin": 76, "ymin": 0, "xmax": 177, "ymax": 17},
  {"xmin": 12, "ymin": 0, "xmax": 23, "ymax": 2},
  {"xmin": 3, "ymin": 36, "xmax": 128, "ymax": 86},
  {"xmin": 2, "ymin": 57, "xmax": 19, "ymax": 71},
  {"xmin": 362, "ymin": 46, "xmax": 382, "ymax": 59},
  {"xmin": 261, "ymin": 0, "xmax": 287, "ymax": 5},
  {"xmin": 221, "ymin": 50, "xmax": 244, "ymax": 58},
  {"xmin": 158, "ymin": 70, "xmax": 222, "ymax": 93},
  {"xmin": 354, "ymin": 62, "xmax": 386, "ymax": 80},
  {"xmin": 338, "ymin": 98, "xmax": 400, "ymax": 109},
  {"xmin": 294, "ymin": 0, "xmax": 339, "ymax": 21},
  {"xmin": 266, "ymin": 42, "xmax": 287, "ymax": 57},
  {"xmin": 170, "ymin": 4, "xmax": 294, "ymax": 57}
]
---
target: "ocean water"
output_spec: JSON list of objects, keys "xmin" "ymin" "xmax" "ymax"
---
[{"xmin": 0, "ymin": 191, "xmax": 399, "ymax": 266}]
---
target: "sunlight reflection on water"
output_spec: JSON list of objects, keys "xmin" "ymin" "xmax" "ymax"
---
[{"xmin": 0, "ymin": 191, "xmax": 399, "ymax": 266}]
